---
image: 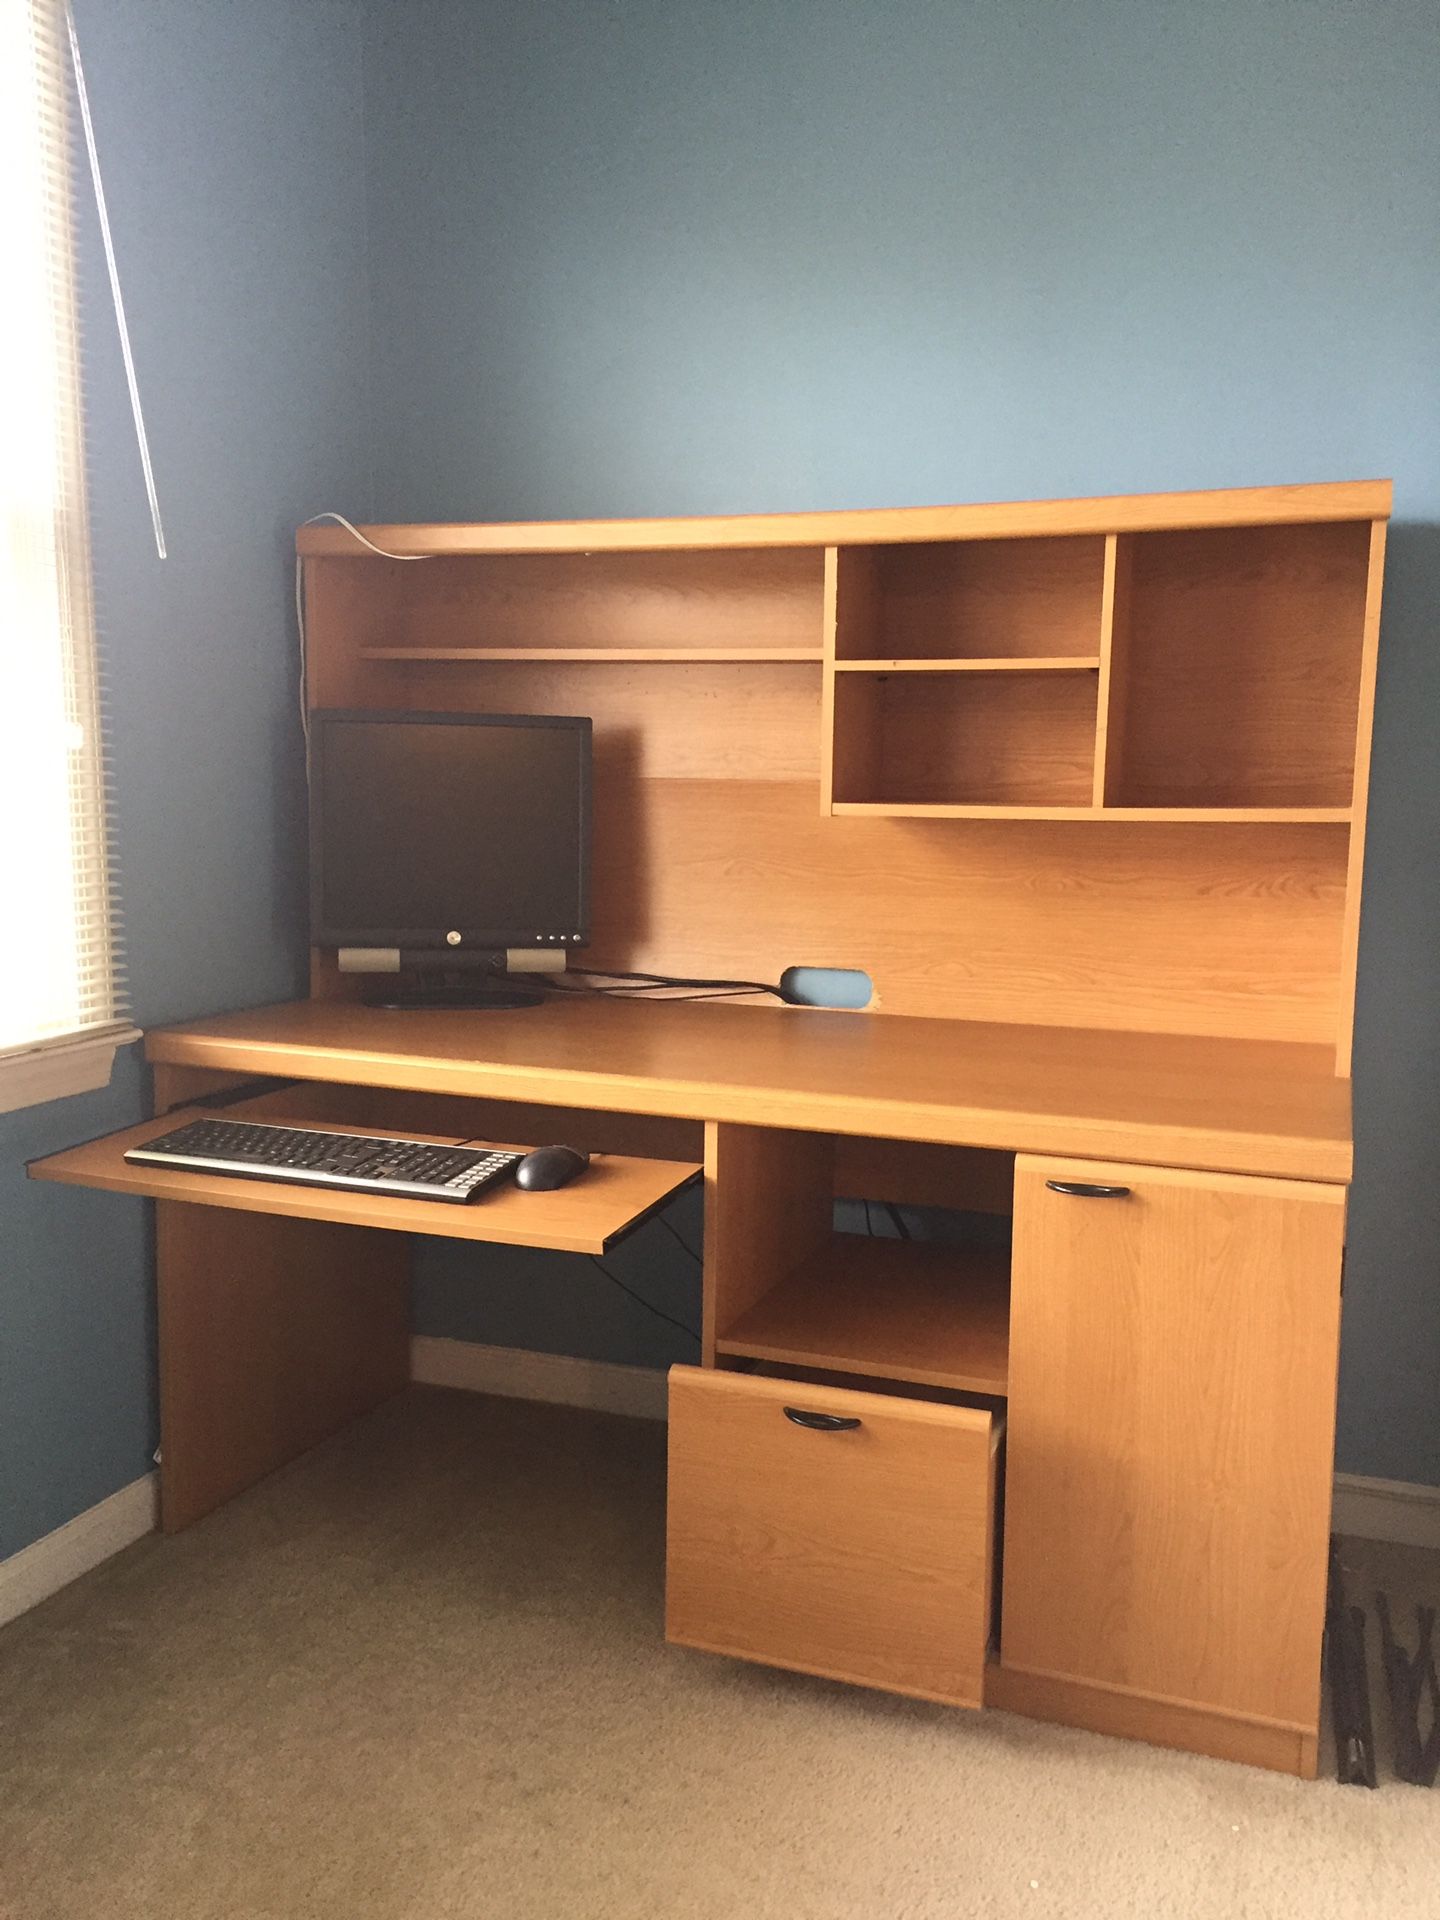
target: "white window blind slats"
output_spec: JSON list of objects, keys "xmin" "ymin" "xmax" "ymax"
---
[{"xmin": 1, "ymin": 0, "xmax": 132, "ymax": 1086}]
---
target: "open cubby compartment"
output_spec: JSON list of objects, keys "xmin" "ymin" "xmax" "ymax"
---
[
  {"xmin": 715, "ymin": 1232, "xmax": 1011, "ymax": 1398},
  {"xmin": 830, "ymin": 536, "xmax": 1106, "ymax": 662},
  {"xmin": 354, "ymin": 546, "xmax": 827, "ymax": 660},
  {"xmin": 828, "ymin": 664, "xmax": 1100, "ymax": 809},
  {"xmin": 707, "ymin": 1125, "xmax": 1011, "ymax": 1397},
  {"xmin": 1102, "ymin": 521, "xmax": 1372, "ymax": 809}
]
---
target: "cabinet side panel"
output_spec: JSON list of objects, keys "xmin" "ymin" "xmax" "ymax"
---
[{"xmin": 1334, "ymin": 518, "xmax": 1387, "ymax": 1075}]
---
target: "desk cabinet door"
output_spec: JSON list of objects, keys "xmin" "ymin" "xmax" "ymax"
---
[
  {"xmin": 666, "ymin": 1367, "xmax": 998, "ymax": 1707},
  {"xmin": 1003, "ymin": 1156, "xmax": 1345, "ymax": 1736}
]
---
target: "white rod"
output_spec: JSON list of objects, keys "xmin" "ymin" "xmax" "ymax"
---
[{"xmin": 66, "ymin": 4, "xmax": 167, "ymax": 560}]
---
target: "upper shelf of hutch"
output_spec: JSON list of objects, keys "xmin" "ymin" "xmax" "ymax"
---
[{"xmin": 295, "ymin": 481, "xmax": 1390, "ymax": 556}]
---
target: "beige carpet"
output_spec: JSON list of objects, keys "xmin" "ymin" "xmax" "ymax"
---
[{"xmin": 1, "ymin": 1388, "xmax": 1436, "ymax": 1920}]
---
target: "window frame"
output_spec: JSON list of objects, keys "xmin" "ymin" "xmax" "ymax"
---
[{"xmin": 1, "ymin": 0, "xmax": 138, "ymax": 1116}]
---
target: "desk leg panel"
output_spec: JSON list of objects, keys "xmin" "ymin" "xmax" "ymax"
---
[{"xmin": 156, "ymin": 1202, "xmax": 409, "ymax": 1532}]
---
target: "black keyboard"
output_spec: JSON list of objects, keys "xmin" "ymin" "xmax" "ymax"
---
[{"xmin": 125, "ymin": 1117, "xmax": 524, "ymax": 1204}]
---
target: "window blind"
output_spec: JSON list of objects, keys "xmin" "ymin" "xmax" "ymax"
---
[{"xmin": 0, "ymin": 0, "xmax": 132, "ymax": 1091}]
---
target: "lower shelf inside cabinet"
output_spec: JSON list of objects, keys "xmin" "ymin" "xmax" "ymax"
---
[{"xmin": 715, "ymin": 1235, "xmax": 1010, "ymax": 1397}]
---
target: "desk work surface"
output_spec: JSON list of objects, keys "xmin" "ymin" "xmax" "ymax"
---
[{"xmin": 144, "ymin": 997, "xmax": 1353, "ymax": 1182}]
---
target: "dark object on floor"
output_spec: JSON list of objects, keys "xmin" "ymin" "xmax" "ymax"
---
[
  {"xmin": 1375, "ymin": 1591, "xmax": 1440, "ymax": 1787},
  {"xmin": 1327, "ymin": 1540, "xmax": 1377, "ymax": 1788}
]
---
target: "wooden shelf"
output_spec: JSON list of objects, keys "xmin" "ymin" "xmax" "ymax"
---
[
  {"xmin": 360, "ymin": 646, "xmax": 823, "ymax": 664},
  {"xmin": 28, "ymin": 1104, "xmax": 701, "ymax": 1257},
  {"xmin": 834, "ymin": 656, "xmax": 1100, "ymax": 673},
  {"xmin": 716, "ymin": 1236, "xmax": 1010, "ymax": 1397},
  {"xmin": 831, "ymin": 802, "xmax": 1352, "ymax": 823},
  {"xmin": 296, "ymin": 483, "xmax": 1392, "ymax": 557}
]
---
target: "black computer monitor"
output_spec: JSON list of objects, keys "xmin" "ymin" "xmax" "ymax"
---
[{"xmin": 308, "ymin": 710, "xmax": 592, "ymax": 1008}]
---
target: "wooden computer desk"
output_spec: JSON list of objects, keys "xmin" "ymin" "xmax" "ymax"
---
[
  {"xmin": 29, "ymin": 482, "xmax": 1390, "ymax": 1777},
  {"xmin": 34, "ymin": 993, "xmax": 1349, "ymax": 1776}
]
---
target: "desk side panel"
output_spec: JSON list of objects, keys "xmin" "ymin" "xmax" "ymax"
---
[{"xmin": 156, "ymin": 1205, "xmax": 409, "ymax": 1532}]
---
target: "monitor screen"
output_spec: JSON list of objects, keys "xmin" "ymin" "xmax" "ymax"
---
[{"xmin": 309, "ymin": 711, "xmax": 591, "ymax": 950}]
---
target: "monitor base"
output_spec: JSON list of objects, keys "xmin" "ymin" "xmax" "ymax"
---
[{"xmin": 365, "ymin": 981, "xmax": 545, "ymax": 1011}]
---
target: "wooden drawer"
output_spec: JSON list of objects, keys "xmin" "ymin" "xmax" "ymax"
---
[{"xmin": 665, "ymin": 1365, "xmax": 1000, "ymax": 1707}]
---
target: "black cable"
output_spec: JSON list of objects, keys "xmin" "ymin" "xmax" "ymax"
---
[
  {"xmin": 589, "ymin": 1255, "xmax": 700, "ymax": 1343},
  {"xmin": 570, "ymin": 966, "xmax": 787, "ymax": 1002},
  {"xmin": 541, "ymin": 975, "xmax": 768, "ymax": 1006},
  {"xmin": 656, "ymin": 1212, "xmax": 703, "ymax": 1265},
  {"xmin": 885, "ymin": 1201, "xmax": 912, "ymax": 1241},
  {"xmin": 863, "ymin": 1198, "xmax": 875, "ymax": 1236},
  {"xmin": 541, "ymin": 976, "xmax": 765, "ymax": 1005},
  {"xmin": 545, "ymin": 981, "xmax": 765, "ymax": 1004}
]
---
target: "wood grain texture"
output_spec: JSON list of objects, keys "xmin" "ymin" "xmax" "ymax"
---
[
  {"xmin": 847, "ymin": 666, "xmax": 1100, "ymax": 807},
  {"xmin": 834, "ymin": 656, "xmax": 1102, "ymax": 673},
  {"xmin": 296, "ymin": 481, "xmax": 1392, "ymax": 557},
  {"xmin": 139, "ymin": 999, "xmax": 1354, "ymax": 1180},
  {"xmin": 701, "ymin": 1122, "xmax": 833, "ymax": 1365},
  {"xmin": 303, "ymin": 492, "xmax": 1382, "ymax": 1066},
  {"xmin": 1113, "ymin": 521, "xmax": 1372, "ymax": 808},
  {"xmin": 822, "ymin": 546, "xmax": 879, "ymax": 808},
  {"xmin": 151, "ymin": 1064, "xmax": 253, "ymax": 1113},
  {"xmin": 666, "ymin": 1366, "xmax": 997, "ymax": 1706},
  {"xmin": 301, "ymin": 558, "xmax": 398, "ymax": 707},
  {"xmin": 1093, "ymin": 532, "xmax": 1133, "ymax": 806},
  {"xmin": 829, "ymin": 804, "xmax": 1350, "ymax": 823},
  {"xmin": 155, "ymin": 1203, "xmax": 408, "ymax": 1532},
  {"xmin": 865, "ymin": 536, "xmax": 1105, "ymax": 660},
  {"xmin": 359, "ymin": 658, "xmax": 823, "ymax": 783},
  {"xmin": 29, "ymin": 1102, "xmax": 701, "ymax": 1256},
  {"xmin": 359, "ymin": 647, "xmax": 822, "ymax": 663},
  {"xmin": 985, "ymin": 1662, "xmax": 1316, "ymax": 1777},
  {"xmin": 833, "ymin": 1138, "xmax": 1015, "ymax": 1214},
  {"xmin": 1002, "ymin": 1154, "xmax": 1345, "ymax": 1738},
  {"xmin": 584, "ymin": 781, "xmax": 1350, "ymax": 1044},
  {"xmin": 716, "ymin": 1235, "xmax": 1010, "ymax": 1396},
  {"xmin": 366, "ymin": 547, "xmax": 824, "ymax": 654},
  {"xmin": 1335, "ymin": 518, "xmax": 1388, "ymax": 1075}
]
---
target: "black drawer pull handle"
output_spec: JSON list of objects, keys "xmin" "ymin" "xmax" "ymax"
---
[
  {"xmin": 1045, "ymin": 1180, "xmax": 1132, "ymax": 1199},
  {"xmin": 783, "ymin": 1406, "xmax": 862, "ymax": 1432}
]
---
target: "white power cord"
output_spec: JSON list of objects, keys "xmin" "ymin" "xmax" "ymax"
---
[{"xmin": 295, "ymin": 513, "xmax": 433, "ymax": 758}]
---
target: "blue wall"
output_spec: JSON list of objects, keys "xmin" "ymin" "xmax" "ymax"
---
[
  {"xmin": 7, "ymin": 0, "xmax": 1438, "ymax": 1564},
  {"xmin": 1, "ymin": 0, "xmax": 371, "ymax": 1559},
  {"xmin": 367, "ymin": 0, "xmax": 1440, "ymax": 1485}
]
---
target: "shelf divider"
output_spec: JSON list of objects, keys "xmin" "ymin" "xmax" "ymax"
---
[
  {"xmin": 1093, "ymin": 532, "xmax": 1135, "ymax": 806},
  {"xmin": 830, "ymin": 802, "xmax": 1352, "ymax": 823},
  {"xmin": 834, "ymin": 656, "xmax": 1100, "ymax": 673},
  {"xmin": 359, "ymin": 646, "xmax": 823, "ymax": 664}
]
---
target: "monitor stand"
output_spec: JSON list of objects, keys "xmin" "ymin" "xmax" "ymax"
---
[
  {"xmin": 367, "ymin": 985, "xmax": 544, "ymax": 1010},
  {"xmin": 364, "ymin": 968, "xmax": 545, "ymax": 1011}
]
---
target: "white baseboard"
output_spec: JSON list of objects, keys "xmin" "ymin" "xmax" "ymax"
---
[
  {"xmin": 0, "ymin": 1472, "xmax": 158, "ymax": 1630},
  {"xmin": 411, "ymin": 1336, "xmax": 668, "ymax": 1421},
  {"xmin": 1333, "ymin": 1472, "xmax": 1440, "ymax": 1549}
]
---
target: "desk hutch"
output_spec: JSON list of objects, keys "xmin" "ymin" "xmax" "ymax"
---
[{"xmin": 33, "ymin": 480, "xmax": 1389, "ymax": 1777}]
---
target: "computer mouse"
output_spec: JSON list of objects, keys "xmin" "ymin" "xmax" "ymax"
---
[{"xmin": 515, "ymin": 1145, "xmax": 591, "ymax": 1191}]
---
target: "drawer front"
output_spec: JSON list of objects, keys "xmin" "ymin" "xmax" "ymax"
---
[{"xmin": 666, "ymin": 1366, "xmax": 997, "ymax": 1707}]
